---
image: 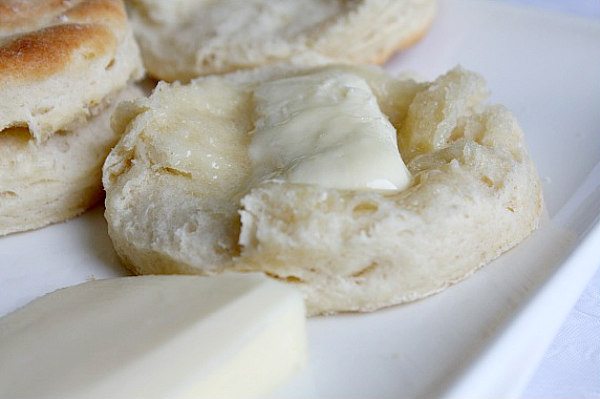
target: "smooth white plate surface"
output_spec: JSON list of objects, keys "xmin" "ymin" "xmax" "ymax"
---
[{"xmin": 1, "ymin": 1, "xmax": 600, "ymax": 398}]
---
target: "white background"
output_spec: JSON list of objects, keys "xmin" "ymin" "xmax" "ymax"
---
[{"xmin": 501, "ymin": 1, "xmax": 600, "ymax": 397}]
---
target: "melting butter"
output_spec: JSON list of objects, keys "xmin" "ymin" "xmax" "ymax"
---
[{"xmin": 250, "ymin": 71, "xmax": 411, "ymax": 191}]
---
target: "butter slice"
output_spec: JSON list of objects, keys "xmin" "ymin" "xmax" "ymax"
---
[
  {"xmin": 250, "ymin": 71, "xmax": 411, "ymax": 191},
  {"xmin": 0, "ymin": 274, "xmax": 306, "ymax": 399}
]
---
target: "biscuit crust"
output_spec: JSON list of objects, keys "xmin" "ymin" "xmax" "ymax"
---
[{"xmin": 0, "ymin": 0, "xmax": 144, "ymax": 141}]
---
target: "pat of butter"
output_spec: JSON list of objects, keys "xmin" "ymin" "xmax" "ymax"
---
[
  {"xmin": 250, "ymin": 71, "xmax": 411, "ymax": 191},
  {"xmin": 0, "ymin": 274, "xmax": 306, "ymax": 399}
]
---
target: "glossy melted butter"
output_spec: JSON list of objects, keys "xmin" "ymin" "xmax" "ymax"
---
[
  {"xmin": 250, "ymin": 71, "xmax": 411, "ymax": 191},
  {"xmin": 142, "ymin": 80, "xmax": 253, "ymax": 199}
]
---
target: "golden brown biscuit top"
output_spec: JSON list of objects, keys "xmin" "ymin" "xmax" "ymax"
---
[{"xmin": 0, "ymin": 0, "xmax": 126, "ymax": 83}]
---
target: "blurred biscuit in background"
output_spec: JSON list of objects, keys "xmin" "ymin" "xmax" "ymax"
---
[{"xmin": 127, "ymin": 0, "xmax": 436, "ymax": 81}]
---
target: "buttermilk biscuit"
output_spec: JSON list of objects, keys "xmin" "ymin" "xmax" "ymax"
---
[
  {"xmin": 0, "ymin": 0, "xmax": 144, "ymax": 141},
  {"xmin": 0, "ymin": 85, "xmax": 145, "ymax": 236},
  {"xmin": 103, "ymin": 64, "xmax": 542, "ymax": 315},
  {"xmin": 0, "ymin": 0, "xmax": 144, "ymax": 235},
  {"xmin": 127, "ymin": 0, "xmax": 436, "ymax": 82}
]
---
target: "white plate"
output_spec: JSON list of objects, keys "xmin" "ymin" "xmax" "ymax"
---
[{"xmin": 1, "ymin": 1, "xmax": 600, "ymax": 398}]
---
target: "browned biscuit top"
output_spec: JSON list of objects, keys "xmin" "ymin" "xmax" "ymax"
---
[{"xmin": 0, "ymin": 0, "xmax": 126, "ymax": 83}]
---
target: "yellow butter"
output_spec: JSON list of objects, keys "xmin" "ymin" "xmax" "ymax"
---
[
  {"xmin": 250, "ymin": 70, "xmax": 411, "ymax": 191},
  {"xmin": 0, "ymin": 274, "xmax": 306, "ymax": 399}
]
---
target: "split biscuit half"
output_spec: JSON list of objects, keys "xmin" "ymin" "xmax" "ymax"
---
[
  {"xmin": 103, "ymin": 64, "xmax": 543, "ymax": 315},
  {"xmin": 127, "ymin": 0, "xmax": 436, "ymax": 81}
]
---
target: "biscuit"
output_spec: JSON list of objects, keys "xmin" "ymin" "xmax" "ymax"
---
[
  {"xmin": 103, "ymin": 65, "xmax": 543, "ymax": 315},
  {"xmin": 127, "ymin": 0, "xmax": 436, "ymax": 81},
  {"xmin": 0, "ymin": 0, "xmax": 144, "ymax": 235},
  {"xmin": 0, "ymin": 85, "xmax": 144, "ymax": 236},
  {"xmin": 0, "ymin": 0, "xmax": 144, "ymax": 142}
]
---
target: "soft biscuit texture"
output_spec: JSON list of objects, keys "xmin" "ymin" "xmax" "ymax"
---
[
  {"xmin": 0, "ymin": 85, "xmax": 144, "ymax": 236},
  {"xmin": 0, "ymin": 0, "xmax": 144, "ymax": 142},
  {"xmin": 103, "ymin": 65, "xmax": 543, "ymax": 315},
  {"xmin": 127, "ymin": 0, "xmax": 436, "ymax": 82}
]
